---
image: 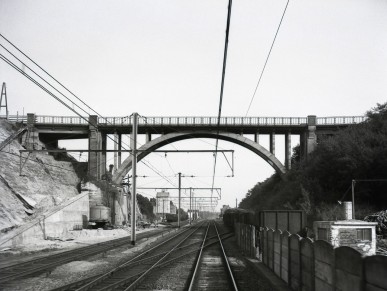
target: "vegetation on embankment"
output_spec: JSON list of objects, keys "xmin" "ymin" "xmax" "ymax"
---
[{"xmin": 240, "ymin": 103, "xmax": 387, "ymax": 224}]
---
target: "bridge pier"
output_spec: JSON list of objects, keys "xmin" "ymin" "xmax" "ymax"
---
[
  {"xmin": 285, "ymin": 132, "xmax": 291, "ymax": 170},
  {"xmin": 24, "ymin": 113, "xmax": 39, "ymax": 150},
  {"xmin": 300, "ymin": 115, "xmax": 317, "ymax": 161},
  {"xmin": 270, "ymin": 132, "xmax": 275, "ymax": 155},
  {"xmin": 88, "ymin": 115, "xmax": 100, "ymax": 179}
]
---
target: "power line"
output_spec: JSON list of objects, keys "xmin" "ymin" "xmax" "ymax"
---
[
  {"xmin": 245, "ymin": 0, "xmax": 290, "ymax": 117},
  {"xmin": 0, "ymin": 53, "xmax": 175, "ymax": 187},
  {"xmin": 211, "ymin": 0, "xmax": 233, "ymax": 195}
]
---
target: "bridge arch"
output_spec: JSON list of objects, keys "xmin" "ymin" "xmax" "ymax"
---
[{"xmin": 112, "ymin": 131, "xmax": 286, "ymax": 184}]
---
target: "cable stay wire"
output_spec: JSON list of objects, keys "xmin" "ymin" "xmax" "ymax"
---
[
  {"xmin": 211, "ymin": 0, "xmax": 233, "ymax": 201},
  {"xmin": 245, "ymin": 0, "xmax": 290, "ymax": 117}
]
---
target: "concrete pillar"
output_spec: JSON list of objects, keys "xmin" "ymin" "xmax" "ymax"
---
[
  {"xmin": 285, "ymin": 132, "xmax": 291, "ymax": 170},
  {"xmin": 307, "ymin": 115, "xmax": 317, "ymax": 154},
  {"xmin": 254, "ymin": 131, "xmax": 259, "ymax": 143},
  {"xmin": 146, "ymin": 132, "xmax": 152, "ymax": 143},
  {"xmin": 114, "ymin": 132, "xmax": 118, "ymax": 172},
  {"xmin": 270, "ymin": 132, "xmax": 275, "ymax": 155},
  {"xmin": 118, "ymin": 134, "xmax": 122, "ymax": 167},
  {"xmin": 88, "ymin": 115, "xmax": 99, "ymax": 179},
  {"xmin": 100, "ymin": 133, "xmax": 107, "ymax": 179},
  {"xmin": 25, "ymin": 113, "xmax": 38, "ymax": 150}
]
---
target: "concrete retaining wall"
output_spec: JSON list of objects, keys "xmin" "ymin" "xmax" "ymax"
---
[{"xmin": 0, "ymin": 193, "xmax": 89, "ymax": 248}]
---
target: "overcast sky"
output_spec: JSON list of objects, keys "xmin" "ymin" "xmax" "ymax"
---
[{"xmin": 1, "ymin": 0, "xmax": 386, "ymax": 211}]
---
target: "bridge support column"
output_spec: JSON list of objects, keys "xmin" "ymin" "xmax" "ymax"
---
[
  {"xmin": 270, "ymin": 132, "xmax": 275, "ymax": 155},
  {"xmin": 100, "ymin": 133, "xmax": 107, "ymax": 179},
  {"xmin": 118, "ymin": 134, "xmax": 122, "ymax": 167},
  {"xmin": 285, "ymin": 132, "xmax": 291, "ymax": 170},
  {"xmin": 146, "ymin": 132, "xmax": 152, "ymax": 143},
  {"xmin": 25, "ymin": 113, "xmax": 39, "ymax": 150},
  {"xmin": 254, "ymin": 131, "xmax": 259, "ymax": 143},
  {"xmin": 88, "ymin": 115, "xmax": 99, "ymax": 179},
  {"xmin": 301, "ymin": 115, "xmax": 317, "ymax": 160},
  {"xmin": 114, "ymin": 132, "xmax": 118, "ymax": 172}
]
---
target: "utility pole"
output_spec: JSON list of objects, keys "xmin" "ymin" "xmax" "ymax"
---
[
  {"xmin": 351, "ymin": 179, "xmax": 356, "ymax": 219},
  {"xmin": 131, "ymin": 112, "xmax": 138, "ymax": 245},
  {"xmin": 189, "ymin": 187, "xmax": 192, "ymax": 224},
  {"xmin": 235, "ymin": 198, "xmax": 237, "ymax": 208},
  {"xmin": 178, "ymin": 172, "xmax": 181, "ymax": 228}
]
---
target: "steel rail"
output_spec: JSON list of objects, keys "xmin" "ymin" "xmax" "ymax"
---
[
  {"xmin": 188, "ymin": 223, "xmax": 211, "ymax": 291},
  {"xmin": 123, "ymin": 221, "xmax": 210, "ymax": 291},
  {"xmin": 214, "ymin": 221, "xmax": 238, "ymax": 290},
  {"xmin": 75, "ymin": 221, "xmax": 206, "ymax": 291},
  {"xmin": 50, "ymin": 231, "xmax": 234, "ymax": 291},
  {"xmin": 0, "ymin": 235, "xmax": 137, "ymax": 283}
]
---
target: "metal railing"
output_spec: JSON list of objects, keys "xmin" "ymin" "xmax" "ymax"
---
[
  {"xmin": 3, "ymin": 114, "xmax": 367, "ymax": 126},
  {"xmin": 36, "ymin": 115, "xmax": 89, "ymax": 125},
  {"xmin": 0, "ymin": 115, "xmax": 28, "ymax": 123},
  {"xmin": 316, "ymin": 116, "xmax": 367, "ymax": 125}
]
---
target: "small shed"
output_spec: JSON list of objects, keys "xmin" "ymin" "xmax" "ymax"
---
[{"xmin": 313, "ymin": 202, "xmax": 377, "ymax": 256}]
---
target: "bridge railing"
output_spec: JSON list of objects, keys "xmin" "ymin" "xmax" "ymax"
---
[
  {"xmin": 316, "ymin": 116, "xmax": 367, "ymax": 125},
  {"xmin": 138, "ymin": 116, "xmax": 309, "ymax": 126},
  {"xmin": 13, "ymin": 115, "xmax": 367, "ymax": 126},
  {"xmin": 36, "ymin": 115, "xmax": 89, "ymax": 125},
  {"xmin": 0, "ymin": 115, "xmax": 27, "ymax": 123}
]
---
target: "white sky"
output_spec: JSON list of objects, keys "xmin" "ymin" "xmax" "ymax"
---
[{"xmin": 1, "ymin": 0, "xmax": 386, "ymax": 211}]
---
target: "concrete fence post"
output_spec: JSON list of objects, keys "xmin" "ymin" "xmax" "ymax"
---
[
  {"xmin": 274, "ymin": 229, "xmax": 282, "ymax": 277},
  {"xmin": 281, "ymin": 231, "xmax": 291, "ymax": 283},
  {"xmin": 268, "ymin": 229, "xmax": 275, "ymax": 270}
]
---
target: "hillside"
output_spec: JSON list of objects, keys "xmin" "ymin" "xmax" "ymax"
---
[
  {"xmin": 0, "ymin": 119, "xmax": 81, "ymax": 233},
  {"xmin": 240, "ymin": 103, "xmax": 387, "ymax": 223}
]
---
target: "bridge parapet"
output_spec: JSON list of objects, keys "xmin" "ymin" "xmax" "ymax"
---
[
  {"xmin": 2, "ymin": 114, "xmax": 368, "ymax": 126},
  {"xmin": 317, "ymin": 116, "xmax": 367, "ymax": 125},
  {"xmin": 8, "ymin": 114, "xmax": 365, "ymax": 127}
]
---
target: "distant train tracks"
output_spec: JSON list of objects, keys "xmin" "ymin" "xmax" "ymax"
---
[{"xmin": 0, "ymin": 227, "xmax": 168, "ymax": 286}]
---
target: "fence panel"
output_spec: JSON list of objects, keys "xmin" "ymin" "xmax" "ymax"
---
[
  {"xmin": 263, "ymin": 227, "xmax": 269, "ymax": 265},
  {"xmin": 273, "ymin": 230, "xmax": 282, "ymax": 277},
  {"xmin": 281, "ymin": 231, "xmax": 291, "ymax": 283},
  {"xmin": 314, "ymin": 240, "xmax": 335, "ymax": 291},
  {"xmin": 364, "ymin": 255, "xmax": 387, "ymax": 291},
  {"xmin": 289, "ymin": 234, "xmax": 302, "ymax": 290},
  {"xmin": 335, "ymin": 246, "xmax": 363, "ymax": 291},
  {"xmin": 301, "ymin": 238, "xmax": 315, "ymax": 291},
  {"xmin": 267, "ymin": 229, "xmax": 275, "ymax": 270}
]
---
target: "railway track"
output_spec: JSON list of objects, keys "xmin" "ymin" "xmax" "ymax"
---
[
  {"xmin": 188, "ymin": 221, "xmax": 238, "ymax": 291},
  {"xmin": 0, "ymin": 227, "xmax": 168, "ymax": 285},
  {"xmin": 49, "ymin": 221, "xmax": 208, "ymax": 291},
  {"xmin": 2, "ymin": 220, "xmax": 259, "ymax": 291}
]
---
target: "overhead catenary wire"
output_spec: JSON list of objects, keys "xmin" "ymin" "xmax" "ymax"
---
[
  {"xmin": 0, "ymin": 53, "xmax": 175, "ymax": 187},
  {"xmin": 211, "ymin": 0, "xmax": 233, "ymax": 200},
  {"xmin": 245, "ymin": 0, "xmax": 290, "ymax": 117}
]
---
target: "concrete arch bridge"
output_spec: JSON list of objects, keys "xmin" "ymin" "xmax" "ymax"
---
[{"xmin": 20, "ymin": 113, "xmax": 366, "ymax": 182}]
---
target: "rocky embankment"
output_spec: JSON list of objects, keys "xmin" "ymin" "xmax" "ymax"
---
[{"xmin": 0, "ymin": 119, "xmax": 81, "ymax": 234}]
